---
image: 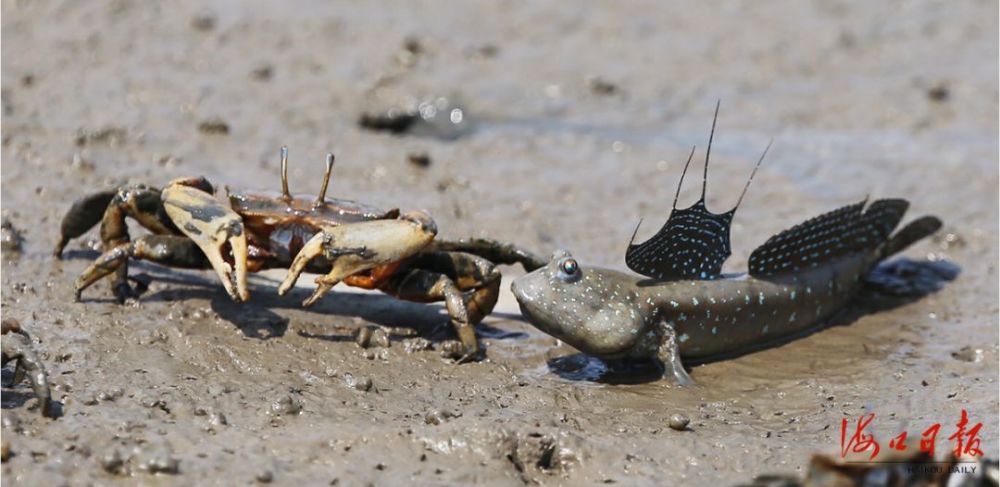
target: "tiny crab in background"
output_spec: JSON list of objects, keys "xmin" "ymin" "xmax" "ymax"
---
[
  {"xmin": 2, "ymin": 318, "xmax": 53, "ymax": 417},
  {"xmin": 55, "ymin": 148, "xmax": 544, "ymax": 360}
]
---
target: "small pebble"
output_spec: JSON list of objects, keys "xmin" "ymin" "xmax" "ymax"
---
[
  {"xmin": 668, "ymin": 413, "xmax": 690, "ymax": 431},
  {"xmin": 256, "ymin": 469, "xmax": 274, "ymax": 483},
  {"xmin": 586, "ymin": 76, "xmax": 619, "ymax": 95},
  {"xmin": 370, "ymin": 328, "xmax": 391, "ymax": 348},
  {"xmin": 951, "ymin": 346, "xmax": 984, "ymax": 363},
  {"xmin": 198, "ymin": 118, "xmax": 230, "ymax": 135},
  {"xmin": 437, "ymin": 341, "xmax": 468, "ymax": 360},
  {"xmin": 191, "ymin": 11, "xmax": 217, "ymax": 31},
  {"xmin": 209, "ymin": 411, "xmax": 228, "ymax": 427},
  {"xmin": 1, "ymin": 218, "xmax": 24, "ymax": 253},
  {"xmin": 927, "ymin": 82, "xmax": 949, "ymax": 102},
  {"xmin": 344, "ymin": 373, "xmax": 372, "ymax": 392},
  {"xmin": 251, "ymin": 64, "xmax": 273, "ymax": 81},
  {"xmin": 355, "ymin": 327, "xmax": 373, "ymax": 348},
  {"xmin": 99, "ymin": 448, "xmax": 125, "ymax": 475},
  {"xmin": 407, "ymin": 152, "xmax": 431, "ymax": 168},
  {"xmin": 270, "ymin": 396, "xmax": 303, "ymax": 416}
]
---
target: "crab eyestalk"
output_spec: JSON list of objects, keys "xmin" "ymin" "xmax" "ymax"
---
[
  {"xmin": 162, "ymin": 180, "xmax": 250, "ymax": 302},
  {"xmin": 314, "ymin": 153, "xmax": 335, "ymax": 208},
  {"xmin": 280, "ymin": 146, "xmax": 291, "ymax": 201}
]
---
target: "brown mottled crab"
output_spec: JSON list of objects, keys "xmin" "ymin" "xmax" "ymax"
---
[
  {"xmin": 54, "ymin": 148, "xmax": 544, "ymax": 358},
  {"xmin": 2, "ymin": 319, "xmax": 53, "ymax": 417}
]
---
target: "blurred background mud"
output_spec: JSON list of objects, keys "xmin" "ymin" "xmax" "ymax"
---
[{"xmin": 1, "ymin": 1, "xmax": 997, "ymax": 485}]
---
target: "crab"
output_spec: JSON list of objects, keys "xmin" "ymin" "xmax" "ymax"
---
[
  {"xmin": 54, "ymin": 148, "xmax": 544, "ymax": 358},
  {"xmin": 2, "ymin": 319, "xmax": 53, "ymax": 417}
]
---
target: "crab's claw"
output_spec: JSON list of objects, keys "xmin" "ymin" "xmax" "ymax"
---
[
  {"xmin": 162, "ymin": 181, "xmax": 249, "ymax": 302},
  {"xmin": 278, "ymin": 211, "xmax": 437, "ymax": 306}
]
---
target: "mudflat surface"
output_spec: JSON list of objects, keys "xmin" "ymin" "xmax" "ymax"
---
[{"xmin": 1, "ymin": 1, "xmax": 997, "ymax": 485}]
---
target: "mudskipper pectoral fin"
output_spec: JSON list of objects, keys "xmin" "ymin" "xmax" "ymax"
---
[
  {"xmin": 162, "ymin": 185, "xmax": 249, "ymax": 302},
  {"xmin": 655, "ymin": 321, "xmax": 694, "ymax": 386}
]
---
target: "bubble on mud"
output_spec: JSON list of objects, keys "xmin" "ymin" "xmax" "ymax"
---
[
  {"xmin": 358, "ymin": 96, "xmax": 474, "ymax": 140},
  {"xmin": 134, "ymin": 442, "xmax": 180, "ymax": 475},
  {"xmin": 402, "ymin": 337, "xmax": 432, "ymax": 353}
]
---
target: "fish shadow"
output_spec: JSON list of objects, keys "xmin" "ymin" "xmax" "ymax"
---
[
  {"xmin": 548, "ymin": 258, "xmax": 961, "ymax": 384},
  {"xmin": 547, "ymin": 354, "xmax": 665, "ymax": 385}
]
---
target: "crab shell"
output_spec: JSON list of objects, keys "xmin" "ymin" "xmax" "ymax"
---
[{"xmin": 227, "ymin": 189, "xmax": 404, "ymax": 270}]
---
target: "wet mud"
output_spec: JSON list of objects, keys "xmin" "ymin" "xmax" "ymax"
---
[{"xmin": 1, "ymin": 1, "xmax": 998, "ymax": 485}]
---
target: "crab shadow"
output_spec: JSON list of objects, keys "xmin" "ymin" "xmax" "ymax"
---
[
  {"xmin": 1, "ymin": 369, "xmax": 64, "ymax": 418},
  {"xmin": 125, "ymin": 272, "xmax": 518, "ymax": 345},
  {"xmin": 64, "ymin": 252, "xmax": 522, "ymax": 344},
  {"xmin": 548, "ymin": 258, "xmax": 961, "ymax": 385}
]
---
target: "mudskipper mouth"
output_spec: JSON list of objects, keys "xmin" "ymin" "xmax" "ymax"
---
[{"xmin": 511, "ymin": 279, "xmax": 547, "ymax": 331}]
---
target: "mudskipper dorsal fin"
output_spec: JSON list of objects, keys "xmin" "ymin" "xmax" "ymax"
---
[
  {"xmin": 626, "ymin": 102, "xmax": 768, "ymax": 281},
  {"xmin": 748, "ymin": 198, "xmax": 911, "ymax": 277}
]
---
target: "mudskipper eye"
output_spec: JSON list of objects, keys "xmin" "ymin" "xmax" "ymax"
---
[{"xmin": 560, "ymin": 258, "xmax": 579, "ymax": 276}]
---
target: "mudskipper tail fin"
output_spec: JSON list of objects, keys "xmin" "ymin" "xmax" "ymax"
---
[{"xmin": 882, "ymin": 216, "xmax": 942, "ymax": 258}]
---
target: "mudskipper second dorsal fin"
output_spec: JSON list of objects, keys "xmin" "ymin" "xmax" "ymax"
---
[
  {"xmin": 625, "ymin": 102, "xmax": 768, "ymax": 281},
  {"xmin": 748, "ymin": 198, "xmax": 912, "ymax": 277}
]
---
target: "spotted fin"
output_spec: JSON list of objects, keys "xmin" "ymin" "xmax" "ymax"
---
[
  {"xmin": 626, "ymin": 102, "xmax": 768, "ymax": 281},
  {"xmin": 626, "ymin": 202, "xmax": 734, "ymax": 280},
  {"xmin": 748, "ymin": 198, "xmax": 910, "ymax": 277}
]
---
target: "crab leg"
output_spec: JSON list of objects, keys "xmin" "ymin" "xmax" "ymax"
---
[
  {"xmin": 162, "ymin": 181, "xmax": 249, "ymax": 302},
  {"xmin": 73, "ymin": 235, "xmax": 209, "ymax": 301},
  {"xmin": 427, "ymin": 238, "xmax": 547, "ymax": 272},
  {"xmin": 378, "ymin": 251, "xmax": 503, "ymax": 360},
  {"xmin": 278, "ymin": 212, "xmax": 438, "ymax": 306},
  {"xmin": 54, "ymin": 189, "xmax": 117, "ymax": 257}
]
